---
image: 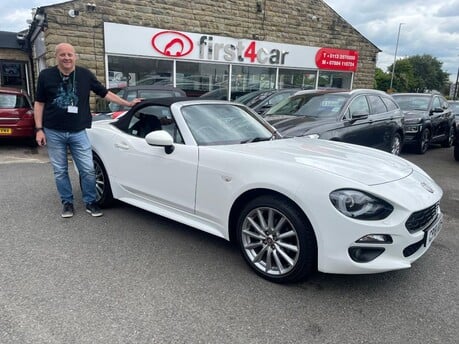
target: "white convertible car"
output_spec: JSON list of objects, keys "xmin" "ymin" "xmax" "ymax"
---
[{"xmin": 87, "ymin": 98, "xmax": 443, "ymax": 283}]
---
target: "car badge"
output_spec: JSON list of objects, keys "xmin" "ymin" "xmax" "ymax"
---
[{"xmin": 421, "ymin": 182, "xmax": 434, "ymax": 193}]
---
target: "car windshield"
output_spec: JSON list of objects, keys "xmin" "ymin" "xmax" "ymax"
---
[
  {"xmin": 392, "ymin": 95, "xmax": 431, "ymax": 111},
  {"xmin": 181, "ymin": 104, "xmax": 274, "ymax": 145},
  {"xmin": 266, "ymin": 93, "xmax": 348, "ymax": 118},
  {"xmin": 294, "ymin": 94, "xmax": 347, "ymax": 117}
]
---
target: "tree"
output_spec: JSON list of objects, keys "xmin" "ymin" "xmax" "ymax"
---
[
  {"xmin": 374, "ymin": 67, "xmax": 391, "ymax": 91},
  {"xmin": 380, "ymin": 54, "xmax": 449, "ymax": 94}
]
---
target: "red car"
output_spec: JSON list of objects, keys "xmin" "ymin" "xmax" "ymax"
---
[{"xmin": 0, "ymin": 87, "xmax": 35, "ymax": 143}]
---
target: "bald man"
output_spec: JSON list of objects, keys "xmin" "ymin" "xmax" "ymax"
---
[{"xmin": 34, "ymin": 43, "xmax": 140, "ymax": 218}]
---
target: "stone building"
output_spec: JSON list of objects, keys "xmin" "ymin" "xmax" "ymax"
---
[{"xmin": 11, "ymin": 0, "xmax": 380, "ymax": 106}]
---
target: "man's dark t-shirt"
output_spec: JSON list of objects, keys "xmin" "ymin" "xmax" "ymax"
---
[{"xmin": 36, "ymin": 66, "xmax": 108, "ymax": 132}]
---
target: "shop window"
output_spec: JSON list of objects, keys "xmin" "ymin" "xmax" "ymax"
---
[
  {"xmin": 231, "ymin": 65, "xmax": 276, "ymax": 100},
  {"xmin": 107, "ymin": 55, "xmax": 173, "ymax": 89},
  {"xmin": 318, "ymin": 71, "xmax": 352, "ymax": 89},
  {"xmin": 0, "ymin": 61, "xmax": 27, "ymax": 90},
  {"xmin": 278, "ymin": 69, "xmax": 317, "ymax": 89},
  {"xmin": 176, "ymin": 61, "xmax": 229, "ymax": 97}
]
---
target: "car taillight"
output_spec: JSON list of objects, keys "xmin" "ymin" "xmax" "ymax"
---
[{"xmin": 22, "ymin": 109, "xmax": 34, "ymax": 119}]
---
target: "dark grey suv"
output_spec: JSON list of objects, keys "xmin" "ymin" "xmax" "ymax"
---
[
  {"xmin": 392, "ymin": 93, "xmax": 455, "ymax": 154},
  {"xmin": 264, "ymin": 89, "xmax": 405, "ymax": 155}
]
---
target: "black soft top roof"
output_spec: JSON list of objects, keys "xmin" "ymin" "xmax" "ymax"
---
[{"xmin": 113, "ymin": 97, "xmax": 193, "ymax": 131}]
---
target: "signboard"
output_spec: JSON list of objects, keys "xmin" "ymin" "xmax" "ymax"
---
[
  {"xmin": 315, "ymin": 48, "xmax": 359, "ymax": 72},
  {"xmin": 104, "ymin": 22, "xmax": 358, "ymax": 71}
]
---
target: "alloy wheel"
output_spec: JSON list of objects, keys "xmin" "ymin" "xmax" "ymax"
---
[{"xmin": 240, "ymin": 206, "xmax": 300, "ymax": 276}]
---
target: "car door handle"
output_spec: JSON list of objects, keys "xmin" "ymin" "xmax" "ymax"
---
[{"xmin": 114, "ymin": 142, "xmax": 130, "ymax": 150}]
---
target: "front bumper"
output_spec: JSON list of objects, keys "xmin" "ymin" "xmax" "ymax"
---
[{"xmin": 308, "ymin": 170, "xmax": 443, "ymax": 275}]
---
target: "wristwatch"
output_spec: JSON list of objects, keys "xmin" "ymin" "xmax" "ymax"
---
[{"xmin": 35, "ymin": 127, "xmax": 44, "ymax": 133}]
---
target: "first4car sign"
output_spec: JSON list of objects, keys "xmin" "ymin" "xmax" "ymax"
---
[{"xmin": 104, "ymin": 22, "xmax": 358, "ymax": 71}]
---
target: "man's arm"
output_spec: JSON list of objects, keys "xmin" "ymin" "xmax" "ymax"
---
[
  {"xmin": 34, "ymin": 101, "xmax": 46, "ymax": 146},
  {"xmin": 104, "ymin": 91, "xmax": 141, "ymax": 108}
]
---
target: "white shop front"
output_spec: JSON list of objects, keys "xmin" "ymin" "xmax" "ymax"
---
[{"xmin": 104, "ymin": 22, "xmax": 359, "ymax": 99}]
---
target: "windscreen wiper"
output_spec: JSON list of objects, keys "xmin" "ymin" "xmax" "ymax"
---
[{"xmin": 240, "ymin": 136, "xmax": 274, "ymax": 143}]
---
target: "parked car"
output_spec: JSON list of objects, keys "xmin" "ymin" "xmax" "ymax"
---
[
  {"xmin": 236, "ymin": 88, "xmax": 302, "ymax": 114},
  {"xmin": 85, "ymin": 98, "xmax": 443, "ymax": 283},
  {"xmin": 0, "ymin": 87, "xmax": 35, "ymax": 145},
  {"xmin": 199, "ymin": 88, "xmax": 252, "ymax": 101},
  {"xmin": 106, "ymin": 85, "xmax": 186, "ymax": 112},
  {"xmin": 392, "ymin": 93, "xmax": 455, "ymax": 154},
  {"xmin": 92, "ymin": 111, "xmax": 128, "ymax": 121},
  {"xmin": 448, "ymin": 100, "xmax": 459, "ymax": 161},
  {"xmin": 264, "ymin": 89, "xmax": 405, "ymax": 155},
  {"xmin": 448, "ymin": 100, "xmax": 459, "ymax": 119},
  {"xmin": 454, "ymin": 134, "xmax": 459, "ymax": 161}
]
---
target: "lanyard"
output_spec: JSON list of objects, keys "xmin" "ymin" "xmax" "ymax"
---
[
  {"xmin": 60, "ymin": 69, "xmax": 76, "ymax": 106},
  {"xmin": 60, "ymin": 70, "xmax": 76, "ymax": 93}
]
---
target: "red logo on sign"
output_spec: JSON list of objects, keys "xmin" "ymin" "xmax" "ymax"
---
[
  {"xmin": 151, "ymin": 31, "xmax": 194, "ymax": 57},
  {"xmin": 315, "ymin": 48, "xmax": 359, "ymax": 72}
]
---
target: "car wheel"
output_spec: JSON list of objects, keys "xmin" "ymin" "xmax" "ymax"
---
[
  {"xmin": 236, "ymin": 195, "xmax": 317, "ymax": 283},
  {"xmin": 454, "ymin": 143, "xmax": 459, "ymax": 161},
  {"xmin": 441, "ymin": 125, "xmax": 455, "ymax": 148},
  {"xmin": 416, "ymin": 128, "xmax": 430, "ymax": 154},
  {"xmin": 390, "ymin": 133, "xmax": 402, "ymax": 155},
  {"xmin": 93, "ymin": 153, "xmax": 114, "ymax": 207}
]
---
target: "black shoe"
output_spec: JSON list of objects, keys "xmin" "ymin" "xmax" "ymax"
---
[
  {"xmin": 62, "ymin": 202, "xmax": 74, "ymax": 218},
  {"xmin": 85, "ymin": 202, "xmax": 103, "ymax": 217}
]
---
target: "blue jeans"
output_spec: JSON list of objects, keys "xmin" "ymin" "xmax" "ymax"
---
[{"xmin": 44, "ymin": 128, "xmax": 96, "ymax": 205}]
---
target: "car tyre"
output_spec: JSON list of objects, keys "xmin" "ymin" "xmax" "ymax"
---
[
  {"xmin": 440, "ymin": 125, "xmax": 455, "ymax": 148},
  {"xmin": 390, "ymin": 133, "xmax": 402, "ymax": 155},
  {"xmin": 416, "ymin": 128, "xmax": 430, "ymax": 154},
  {"xmin": 454, "ymin": 142, "xmax": 459, "ymax": 161},
  {"xmin": 93, "ymin": 153, "xmax": 114, "ymax": 207},
  {"xmin": 236, "ymin": 195, "xmax": 317, "ymax": 283}
]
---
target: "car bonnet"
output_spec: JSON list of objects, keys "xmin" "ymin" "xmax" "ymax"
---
[{"xmin": 222, "ymin": 137, "xmax": 413, "ymax": 186}]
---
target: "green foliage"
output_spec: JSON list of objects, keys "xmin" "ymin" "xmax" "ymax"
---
[{"xmin": 374, "ymin": 54, "xmax": 449, "ymax": 94}]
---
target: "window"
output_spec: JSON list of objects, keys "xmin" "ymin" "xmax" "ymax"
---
[
  {"xmin": 278, "ymin": 69, "xmax": 316, "ymax": 89},
  {"xmin": 367, "ymin": 95, "xmax": 387, "ymax": 114},
  {"xmin": 231, "ymin": 65, "xmax": 277, "ymax": 99},
  {"xmin": 432, "ymin": 97, "xmax": 441, "ymax": 110},
  {"xmin": 382, "ymin": 97, "xmax": 399, "ymax": 111},
  {"xmin": 107, "ymin": 55, "xmax": 173, "ymax": 88},
  {"xmin": 318, "ymin": 71, "xmax": 352, "ymax": 89},
  {"xmin": 181, "ymin": 104, "xmax": 272, "ymax": 145},
  {"xmin": 0, "ymin": 61, "xmax": 27, "ymax": 90},
  {"xmin": 0, "ymin": 93, "xmax": 30, "ymax": 109},
  {"xmin": 127, "ymin": 105, "xmax": 183, "ymax": 143},
  {"xmin": 296, "ymin": 94, "xmax": 348, "ymax": 118},
  {"xmin": 176, "ymin": 61, "xmax": 229, "ymax": 97},
  {"xmin": 346, "ymin": 96, "xmax": 370, "ymax": 118}
]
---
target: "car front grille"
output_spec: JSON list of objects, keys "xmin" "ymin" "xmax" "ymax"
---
[{"xmin": 405, "ymin": 203, "xmax": 439, "ymax": 234}]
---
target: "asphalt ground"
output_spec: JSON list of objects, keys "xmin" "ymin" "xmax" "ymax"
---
[{"xmin": 0, "ymin": 139, "xmax": 458, "ymax": 344}]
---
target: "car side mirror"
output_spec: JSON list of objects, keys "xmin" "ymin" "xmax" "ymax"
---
[
  {"xmin": 145, "ymin": 130, "xmax": 175, "ymax": 154},
  {"xmin": 431, "ymin": 107, "xmax": 443, "ymax": 114}
]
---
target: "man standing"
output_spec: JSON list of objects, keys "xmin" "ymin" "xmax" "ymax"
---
[{"xmin": 34, "ymin": 43, "xmax": 140, "ymax": 218}]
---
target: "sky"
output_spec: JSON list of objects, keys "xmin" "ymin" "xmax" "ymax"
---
[{"xmin": 1, "ymin": 0, "xmax": 459, "ymax": 82}]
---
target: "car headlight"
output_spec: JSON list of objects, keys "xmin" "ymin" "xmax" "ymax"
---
[
  {"xmin": 306, "ymin": 133, "xmax": 320, "ymax": 139},
  {"xmin": 329, "ymin": 189, "xmax": 393, "ymax": 220},
  {"xmin": 404, "ymin": 125, "xmax": 421, "ymax": 133},
  {"xmin": 404, "ymin": 118, "xmax": 422, "ymax": 124}
]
